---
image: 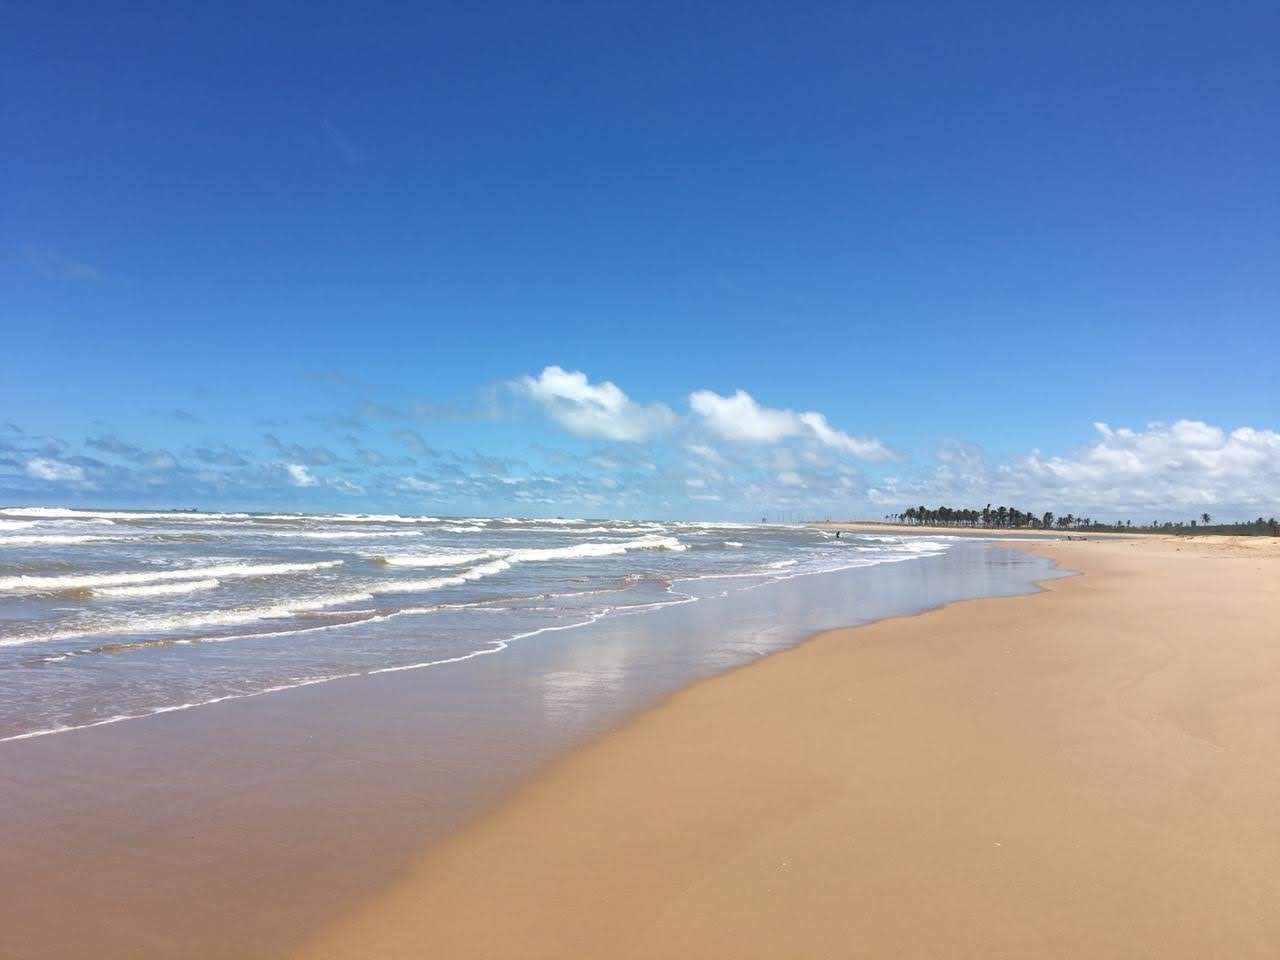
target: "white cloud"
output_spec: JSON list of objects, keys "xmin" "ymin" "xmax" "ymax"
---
[
  {"xmin": 874, "ymin": 420, "xmax": 1280, "ymax": 519},
  {"xmin": 397, "ymin": 476, "xmax": 441, "ymax": 493},
  {"xmin": 688, "ymin": 389, "xmax": 894, "ymax": 462},
  {"xmin": 797, "ymin": 411, "xmax": 894, "ymax": 461},
  {"xmin": 284, "ymin": 463, "xmax": 317, "ymax": 487},
  {"xmin": 519, "ymin": 366, "xmax": 676, "ymax": 442},
  {"xmin": 689, "ymin": 389, "xmax": 799, "ymax": 443},
  {"xmin": 1015, "ymin": 421, "xmax": 1280, "ymax": 513},
  {"xmin": 684, "ymin": 443, "xmax": 726, "ymax": 464},
  {"xmin": 328, "ymin": 477, "xmax": 364, "ymax": 495},
  {"xmin": 776, "ymin": 470, "xmax": 805, "ymax": 487},
  {"xmin": 25, "ymin": 458, "xmax": 85, "ymax": 482}
]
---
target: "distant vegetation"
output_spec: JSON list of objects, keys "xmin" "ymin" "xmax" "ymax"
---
[{"xmin": 886, "ymin": 505, "xmax": 1280, "ymax": 536}]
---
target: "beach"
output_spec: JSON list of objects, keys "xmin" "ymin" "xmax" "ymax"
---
[
  {"xmin": 301, "ymin": 534, "xmax": 1280, "ymax": 959},
  {"xmin": 0, "ymin": 516, "xmax": 1058, "ymax": 959},
  {"xmin": 4, "ymin": 529, "xmax": 1279, "ymax": 959}
]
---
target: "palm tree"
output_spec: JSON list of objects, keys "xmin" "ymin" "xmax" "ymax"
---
[{"xmin": 1201, "ymin": 513, "xmax": 1211, "ymax": 525}]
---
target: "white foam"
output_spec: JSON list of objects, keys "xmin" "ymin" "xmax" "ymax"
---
[
  {"xmin": 551, "ymin": 524, "xmax": 666, "ymax": 534},
  {"xmin": 252, "ymin": 513, "xmax": 439, "ymax": 524},
  {"xmin": 879, "ymin": 539, "xmax": 948, "ymax": 554},
  {"xmin": 671, "ymin": 520, "xmax": 765, "ymax": 530},
  {"xmin": 0, "ymin": 560, "xmax": 342, "ymax": 594},
  {"xmin": 255, "ymin": 530, "xmax": 422, "ymax": 540},
  {"xmin": 502, "ymin": 535, "xmax": 686, "ymax": 562},
  {"xmin": 379, "ymin": 551, "xmax": 506, "ymax": 568},
  {"xmin": 8, "ymin": 534, "xmax": 693, "ymax": 643},
  {"xmin": 1, "ymin": 588, "xmax": 376, "ymax": 646},
  {"xmin": 0, "ymin": 534, "xmax": 134, "ymax": 547},
  {"xmin": 0, "ymin": 507, "xmax": 458, "ymax": 525},
  {"xmin": 94, "ymin": 579, "xmax": 221, "ymax": 599},
  {"xmin": 379, "ymin": 535, "xmax": 686, "ymax": 573},
  {"xmin": 0, "ymin": 507, "xmax": 254, "ymax": 521},
  {"xmin": 384, "ymin": 559, "xmax": 514, "ymax": 593},
  {"xmin": 496, "ymin": 517, "xmax": 587, "ymax": 525},
  {"xmin": 723, "ymin": 541, "xmax": 745, "ymax": 548}
]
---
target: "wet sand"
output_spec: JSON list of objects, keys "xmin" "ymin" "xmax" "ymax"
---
[{"xmin": 301, "ymin": 536, "xmax": 1280, "ymax": 959}]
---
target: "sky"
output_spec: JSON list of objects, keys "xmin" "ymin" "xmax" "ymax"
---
[{"xmin": 2, "ymin": 1, "xmax": 1278, "ymax": 521}]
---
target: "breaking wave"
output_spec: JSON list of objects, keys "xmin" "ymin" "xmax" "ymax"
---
[
  {"xmin": 94, "ymin": 579, "xmax": 222, "ymax": 599},
  {"xmin": 0, "ymin": 560, "xmax": 343, "ymax": 595}
]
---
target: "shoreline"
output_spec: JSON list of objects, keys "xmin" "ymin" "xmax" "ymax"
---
[
  {"xmin": 300, "ymin": 535, "xmax": 1280, "ymax": 959},
  {"xmin": 815, "ymin": 520, "xmax": 1137, "ymax": 539},
  {"xmin": 0, "ymin": 539, "xmax": 1057, "ymax": 960}
]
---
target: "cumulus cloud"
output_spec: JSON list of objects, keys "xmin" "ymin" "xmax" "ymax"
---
[
  {"xmin": 1015, "ymin": 420, "xmax": 1280, "ymax": 514},
  {"xmin": 689, "ymin": 389, "xmax": 894, "ymax": 462},
  {"xmin": 25, "ymin": 457, "xmax": 86, "ymax": 482},
  {"xmin": 872, "ymin": 420, "xmax": 1280, "ymax": 519},
  {"xmin": 519, "ymin": 366, "xmax": 676, "ymax": 442},
  {"xmin": 797, "ymin": 412, "xmax": 894, "ymax": 461},
  {"xmin": 284, "ymin": 463, "xmax": 317, "ymax": 487}
]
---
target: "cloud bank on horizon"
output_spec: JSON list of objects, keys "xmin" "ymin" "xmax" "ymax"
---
[{"xmin": 1, "ymin": 366, "xmax": 1277, "ymax": 522}]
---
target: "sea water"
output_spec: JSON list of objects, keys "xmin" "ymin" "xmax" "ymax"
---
[{"xmin": 0, "ymin": 507, "xmax": 1055, "ymax": 741}]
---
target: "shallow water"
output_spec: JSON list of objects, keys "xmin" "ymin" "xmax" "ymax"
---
[{"xmin": 0, "ymin": 507, "xmax": 1011, "ymax": 741}]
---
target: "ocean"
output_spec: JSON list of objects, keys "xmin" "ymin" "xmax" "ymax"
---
[{"xmin": 0, "ymin": 507, "xmax": 1056, "ymax": 742}]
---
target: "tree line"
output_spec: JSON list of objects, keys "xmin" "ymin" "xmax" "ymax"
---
[{"xmin": 886, "ymin": 505, "xmax": 1280, "ymax": 535}]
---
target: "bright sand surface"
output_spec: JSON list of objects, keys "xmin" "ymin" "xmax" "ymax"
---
[{"xmin": 300, "ymin": 535, "xmax": 1280, "ymax": 959}]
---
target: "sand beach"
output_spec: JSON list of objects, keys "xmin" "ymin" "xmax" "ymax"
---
[{"xmin": 302, "ymin": 535, "xmax": 1280, "ymax": 959}]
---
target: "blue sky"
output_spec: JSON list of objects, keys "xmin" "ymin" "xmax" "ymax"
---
[{"xmin": 3, "ymin": 2, "xmax": 1278, "ymax": 520}]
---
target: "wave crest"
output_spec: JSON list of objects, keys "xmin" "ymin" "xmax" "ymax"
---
[{"xmin": 0, "ymin": 560, "xmax": 343, "ymax": 595}]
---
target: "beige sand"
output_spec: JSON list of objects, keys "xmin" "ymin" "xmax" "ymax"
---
[{"xmin": 301, "ymin": 536, "xmax": 1280, "ymax": 959}]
